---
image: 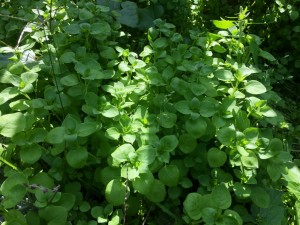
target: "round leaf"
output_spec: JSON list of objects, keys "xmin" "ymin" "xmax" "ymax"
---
[
  {"xmin": 244, "ymin": 80, "xmax": 267, "ymax": 95},
  {"xmin": 250, "ymin": 187, "xmax": 270, "ymax": 208},
  {"xmin": 216, "ymin": 127, "xmax": 235, "ymax": 146},
  {"xmin": 145, "ymin": 179, "xmax": 166, "ymax": 203},
  {"xmin": 20, "ymin": 144, "xmax": 42, "ymax": 164},
  {"xmin": 105, "ymin": 179, "xmax": 127, "ymax": 206},
  {"xmin": 157, "ymin": 112, "xmax": 177, "ymax": 128},
  {"xmin": 0, "ymin": 112, "xmax": 26, "ymax": 137},
  {"xmin": 212, "ymin": 184, "xmax": 231, "ymax": 209},
  {"xmin": 45, "ymin": 127, "xmax": 65, "ymax": 144},
  {"xmin": 66, "ymin": 147, "xmax": 88, "ymax": 168},
  {"xmin": 207, "ymin": 147, "xmax": 227, "ymax": 168},
  {"xmin": 185, "ymin": 117, "xmax": 207, "ymax": 138},
  {"xmin": 179, "ymin": 134, "xmax": 197, "ymax": 154},
  {"xmin": 158, "ymin": 165, "xmax": 180, "ymax": 187},
  {"xmin": 183, "ymin": 193, "xmax": 203, "ymax": 220}
]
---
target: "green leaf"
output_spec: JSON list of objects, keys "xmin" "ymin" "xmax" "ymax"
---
[
  {"xmin": 212, "ymin": 183, "xmax": 231, "ymax": 209},
  {"xmin": 101, "ymin": 47, "xmax": 118, "ymax": 59},
  {"xmin": 158, "ymin": 165, "xmax": 180, "ymax": 187},
  {"xmin": 244, "ymin": 80, "xmax": 267, "ymax": 95},
  {"xmin": 185, "ymin": 117, "xmax": 207, "ymax": 138},
  {"xmin": 233, "ymin": 182, "xmax": 251, "ymax": 199},
  {"xmin": 0, "ymin": 112, "xmax": 26, "ymax": 137},
  {"xmin": 64, "ymin": 23, "xmax": 81, "ymax": 34},
  {"xmin": 20, "ymin": 144, "xmax": 42, "ymax": 164},
  {"xmin": 105, "ymin": 127, "xmax": 120, "ymax": 140},
  {"xmin": 66, "ymin": 147, "xmax": 88, "ymax": 169},
  {"xmin": 183, "ymin": 193, "xmax": 203, "ymax": 220},
  {"xmin": 259, "ymin": 50, "xmax": 276, "ymax": 61},
  {"xmin": 55, "ymin": 193, "xmax": 76, "ymax": 211},
  {"xmin": 9, "ymin": 99, "xmax": 30, "ymax": 111},
  {"xmin": 96, "ymin": 166, "xmax": 120, "ymax": 185},
  {"xmin": 21, "ymin": 71, "xmax": 38, "ymax": 84},
  {"xmin": 39, "ymin": 206, "xmax": 68, "ymax": 225},
  {"xmin": 174, "ymin": 100, "xmax": 192, "ymax": 115},
  {"xmin": 199, "ymin": 98, "xmax": 218, "ymax": 117},
  {"xmin": 157, "ymin": 112, "xmax": 177, "ymax": 128},
  {"xmin": 145, "ymin": 179, "xmax": 166, "ymax": 203},
  {"xmin": 1, "ymin": 173, "xmax": 27, "ymax": 208},
  {"xmin": 101, "ymin": 105, "xmax": 119, "ymax": 118},
  {"xmin": 77, "ymin": 121, "xmax": 100, "ymax": 137},
  {"xmin": 79, "ymin": 8, "xmax": 94, "ymax": 20},
  {"xmin": 179, "ymin": 134, "xmax": 197, "ymax": 154},
  {"xmin": 60, "ymin": 52, "xmax": 75, "ymax": 63},
  {"xmin": 191, "ymin": 83, "xmax": 207, "ymax": 96},
  {"xmin": 60, "ymin": 74, "xmax": 79, "ymax": 86},
  {"xmin": 207, "ymin": 147, "xmax": 227, "ymax": 168},
  {"xmin": 117, "ymin": 1, "xmax": 138, "ymax": 27},
  {"xmin": 159, "ymin": 135, "xmax": 178, "ymax": 152},
  {"xmin": 241, "ymin": 152, "xmax": 258, "ymax": 168},
  {"xmin": 251, "ymin": 187, "xmax": 270, "ymax": 208},
  {"xmin": 213, "ymin": 20, "xmax": 235, "ymax": 29},
  {"xmin": 216, "ymin": 127, "xmax": 235, "ymax": 146},
  {"xmin": 136, "ymin": 145, "xmax": 157, "ymax": 166},
  {"xmin": 152, "ymin": 37, "xmax": 168, "ymax": 49},
  {"xmin": 214, "ymin": 69, "xmax": 234, "ymax": 81},
  {"xmin": 132, "ymin": 172, "xmax": 154, "ymax": 195},
  {"xmin": 105, "ymin": 179, "xmax": 127, "ymax": 206},
  {"xmin": 45, "ymin": 127, "xmax": 65, "ymax": 144},
  {"xmin": 111, "ymin": 144, "xmax": 135, "ymax": 164},
  {"xmin": 0, "ymin": 87, "xmax": 19, "ymax": 105},
  {"xmin": 90, "ymin": 21, "xmax": 111, "ymax": 36},
  {"xmin": 170, "ymin": 77, "xmax": 189, "ymax": 96},
  {"xmin": 201, "ymin": 207, "xmax": 217, "ymax": 223}
]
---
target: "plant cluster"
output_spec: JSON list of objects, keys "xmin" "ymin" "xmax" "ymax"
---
[{"xmin": 1, "ymin": 1, "xmax": 300, "ymax": 225}]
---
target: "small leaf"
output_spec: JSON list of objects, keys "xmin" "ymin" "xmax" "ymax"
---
[
  {"xmin": 159, "ymin": 135, "xmax": 178, "ymax": 152},
  {"xmin": 0, "ymin": 112, "xmax": 26, "ymax": 137},
  {"xmin": 111, "ymin": 144, "xmax": 135, "ymax": 164},
  {"xmin": 183, "ymin": 193, "xmax": 203, "ymax": 220},
  {"xmin": 20, "ymin": 144, "xmax": 42, "ymax": 164},
  {"xmin": 136, "ymin": 145, "xmax": 157, "ymax": 166},
  {"xmin": 105, "ymin": 179, "xmax": 127, "ymax": 206},
  {"xmin": 212, "ymin": 183, "xmax": 231, "ymax": 209},
  {"xmin": 207, "ymin": 147, "xmax": 227, "ymax": 168},
  {"xmin": 79, "ymin": 8, "xmax": 94, "ymax": 20},
  {"xmin": 179, "ymin": 134, "xmax": 197, "ymax": 154},
  {"xmin": 77, "ymin": 121, "xmax": 100, "ymax": 137},
  {"xmin": 66, "ymin": 147, "xmax": 88, "ymax": 169},
  {"xmin": 132, "ymin": 172, "xmax": 154, "ymax": 195},
  {"xmin": 105, "ymin": 127, "xmax": 120, "ymax": 140},
  {"xmin": 21, "ymin": 72, "xmax": 38, "ymax": 84},
  {"xmin": 101, "ymin": 105, "xmax": 119, "ymax": 118},
  {"xmin": 213, "ymin": 20, "xmax": 235, "ymax": 29},
  {"xmin": 251, "ymin": 187, "xmax": 270, "ymax": 208},
  {"xmin": 157, "ymin": 112, "xmax": 177, "ymax": 128},
  {"xmin": 244, "ymin": 80, "xmax": 267, "ymax": 95},
  {"xmin": 185, "ymin": 117, "xmax": 207, "ymax": 138},
  {"xmin": 233, "ymin": 182, "xmax": 251, "ymax": 199},
  {"xmin": 145, "ymin": 179, "xmax": 166, "ymax": 203},
  {"xmin": 60, "ymin": 74, "xmax": 79, "ymax": 86},
  {"xmin": 259, "ymin": 50, "xmax": 276, "ymax": 61},
  {"xmin": 216, "ymin": 127, "xmax": 235, "ymax": 146},
  {"xmin": 60, "ymin": 52, "xmax": 75, "ymax": 63},
  {"xmin": 45, "ymin": 127, "xmax": 65, "ymax": 144},
  {"xmin": 39, "ymin": 206, "xmax": 68, "ymax": 225},
  {"xmin": 214, "ymin": 70, "xmax": 234, "ymax": 81},
  {"xmin": 158, "ymin": 165, "xmax": 180, "ymax": 187}
]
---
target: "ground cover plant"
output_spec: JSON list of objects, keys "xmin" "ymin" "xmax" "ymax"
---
[{"xmin": 1, "ymin": 0, "xmax": 300, "ymax": 224}]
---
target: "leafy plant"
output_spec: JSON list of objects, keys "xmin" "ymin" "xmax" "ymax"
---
[{"xmin": 0, "ymin": 1, "xmax": 300, "ymax": 225}]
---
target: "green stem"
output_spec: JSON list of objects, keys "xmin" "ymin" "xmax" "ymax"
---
[{"xmin": 0, "ymin": 157, "xmax": 19, "ymax": 171}]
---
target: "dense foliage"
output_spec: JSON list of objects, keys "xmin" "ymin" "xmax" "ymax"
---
[{"xmin": 0, "ymin": 0, "xmax": 300, "ymax": 225}]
